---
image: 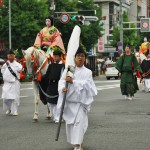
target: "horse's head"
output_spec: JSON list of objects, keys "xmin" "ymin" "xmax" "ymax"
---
[{"xmin": 22, "ymin": 47, "xmax": 38, "ymax": 80}]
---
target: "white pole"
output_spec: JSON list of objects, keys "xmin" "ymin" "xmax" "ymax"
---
[
  {"xmin": 9, "ymin": 0, "xmax": 11, "ymax": 50},
  {"xmin": 50, "ymin": 0, "xmax": 55, "ymax": 17},
  {"xmin": 119, "ymin": 0, "xmax": 123, "ymax": 49}
]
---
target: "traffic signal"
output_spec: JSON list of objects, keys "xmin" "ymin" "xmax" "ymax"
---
[{"xmin": 71, "ymin": 15, "xmax": 85, "ymax": 25}]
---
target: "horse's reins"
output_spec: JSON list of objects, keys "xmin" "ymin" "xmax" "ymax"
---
[{"xmin": 38, "ymin": 82, "xmax": 58, "ymax": 98}]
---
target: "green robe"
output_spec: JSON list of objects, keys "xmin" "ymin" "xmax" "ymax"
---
[{"xmin": 115, "ymin": 54, "xmax": 142, "ymax": 96}]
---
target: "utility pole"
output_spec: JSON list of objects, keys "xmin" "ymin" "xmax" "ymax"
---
[
  {"xmin": 9, "ymin": 0, "xmax": 12, "ymax": 50},
  {"xmin": 119, "ymin": 0, "xmax": 123, "ymax": 50},
  {"xmin": 49, "ymin": 0, "xmax": 55, "ymax": 18}
]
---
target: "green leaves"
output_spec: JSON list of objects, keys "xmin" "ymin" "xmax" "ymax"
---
[
  {"xmin": 111, "ymin": 12, "xmax": 141, "ymax": 50},
  {"xmin": 0, "ymin": 0, "xmax": 102, "ymax": 54},
  {"xmin": 55, "ymin": 0, "xmax": 102, "ymax": 52},
  {"xmin": 0, "ymin": 0, "xmax": 49, "ymax": 50}
]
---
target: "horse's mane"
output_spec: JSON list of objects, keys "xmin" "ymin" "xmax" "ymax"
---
[{"xmin": 25, "ymin": 47, "xmax": 46, "ymax": 60}]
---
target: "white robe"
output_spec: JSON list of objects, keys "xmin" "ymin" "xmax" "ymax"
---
[
  {"xmin": 144, "ymin": 78, "xmax": 150, "ymax": 92},
  {"xmin": 1, "ymin": 60, "xmax": 22, "ymax": 109},
  {"xmin": 56, "ymin": 65, "xmax": 97, "ymax": 145}
]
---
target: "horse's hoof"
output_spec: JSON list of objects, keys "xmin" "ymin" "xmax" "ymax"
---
[
  {"xmin": 46, "ymin": 116, "xmax": 51, "ymax": 120},
  {"xmin": 33, "ymin": 115, "xmax": 38, "ymax": 122},
  {"xmin": 33, "ymin": 118, "xmax": 38, "ymax": 122}
]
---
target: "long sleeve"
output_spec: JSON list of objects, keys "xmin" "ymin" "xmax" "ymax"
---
[
  {"xmin": 115, "ymin": 55, "xmax": 124, "ymax": 72},
  {"xmin": 1, "ymin": 61, "xmax": 22, "ymax": 81},
  {"xmin": 34, "ymin": 30, "xmax": 43, "ymax": 47},
  {"xmin": 15, "ymin": 62, "xmax": 22, "ymax": 72},
  {"xmin": 1, "ymin": 63, "xmax": 7, "ymax": 75},
  {"xmin": 56, "ymin": 66, "xmax": 97, "ymax": 124},
  {"xmin": 73, "ymin": 71, "xmax": 97, "ymax": 97},
  {"xmin": 58, "ymin": 68, "xmax": 97, "ymax": 104}
]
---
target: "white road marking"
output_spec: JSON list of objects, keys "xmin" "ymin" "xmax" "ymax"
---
[
  {"xmin": 20, "ymin": 88, "xmax": 33, "ymax": 90},
  {"xmin": 96, "ymin": 84, "xmax": 120, "ymax": 91},
  {"xmin": 20, "ymin": 96, "xmax": 28, "ymax": 98},
  {"xmin": 0, "ymin": 96, "xmax": 28, "ymax": 100},
  {"xmin": 94, "ymin": 80, "xmax": 120, "ymax": 83}
]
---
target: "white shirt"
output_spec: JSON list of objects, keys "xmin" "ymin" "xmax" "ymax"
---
[{"xmin": 57, "ymin": 65, "xmax": 97, "ymax": 124}]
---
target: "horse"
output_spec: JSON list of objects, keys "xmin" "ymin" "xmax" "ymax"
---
[{"xmin": 22, "ymin": 47, "xmax": 51, "ymax": 121}]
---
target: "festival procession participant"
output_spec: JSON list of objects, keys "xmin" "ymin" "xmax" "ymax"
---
[
  {"xmin": 34, "ymin": 16, "xmax": 65, "ymax": 56},
  {"xmin": 56, "ymin": 46, "xmax": 97, "ymax": 150},
  {"xmin": 140, "ymin": 50, "xmax": 150, "ymax": 92},
  {"xmin": 43, "ymin": 49, "xmax": 65, "ymax": 122},
  {"xmin": 139, "ymin": 37, "xmax": 149, "ymax": 55},
  {"xmin": 1, "ymin": 50, "xmax": 22, "ymax": 116},
  {"xmin": 115, "ymin": 44, "xmax": 142, "ymax": 100}
]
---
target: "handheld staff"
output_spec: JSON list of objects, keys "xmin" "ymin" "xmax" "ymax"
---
[
  {"xmin": 55, "ymin": 81, "xmax": 68, "ymax": 141},
  {"xmin": 55, "ymin": 25, "xmax": 81, "ymax": 141}
]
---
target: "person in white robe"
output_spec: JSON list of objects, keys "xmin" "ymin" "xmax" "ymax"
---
[
  {"xmin": 1, "ymin": 50, "xmax": 22, "ymax": 116},
  {"xmin": 56, "ymin": 46, "xmax": 97, "ymax": 150}
]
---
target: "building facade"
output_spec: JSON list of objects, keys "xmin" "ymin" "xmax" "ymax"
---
[{"xmin": 94, "ymin": 0, "xmax": 148, "ymax": 55}]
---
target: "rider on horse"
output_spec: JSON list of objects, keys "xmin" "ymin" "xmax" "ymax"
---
[{"xmin": 34, "ymin": 16, "xmax": 65, "ymax": 57}]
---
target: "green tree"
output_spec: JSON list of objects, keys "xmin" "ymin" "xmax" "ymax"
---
[
  {"xmin": 0, "ymin": 0, "xmax": 49, "ymax": 50},
  {"xmin": 0, "ymin": 0, "xmax": 102, "ymax": 53},
  {"xmin": 54, "ymin": 0, "xmax": 102, "ymax": 51},
  {"xmin": 111, "ymin": 12, "xmax": 140, "ymax": 51}
]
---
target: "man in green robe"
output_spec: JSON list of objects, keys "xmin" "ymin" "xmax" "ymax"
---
[{"xmin": 115, "ymin": 45, "xmax": 142, "ymax": 100}]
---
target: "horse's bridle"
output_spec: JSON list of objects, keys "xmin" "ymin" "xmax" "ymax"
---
[
  {"xmin": 21, "ymin": 53, "xmax": 39, "ymax": 80},
  {"xmin": 21, "ymin": 51, "xmax": 58, "ymax": 98}
]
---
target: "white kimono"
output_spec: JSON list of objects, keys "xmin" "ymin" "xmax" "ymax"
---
[
  {"xmin": 56, "ymin": 65, "xmax": 97, "ymax": 145},
  {"xmin": 1, "ymin": 60, "xmax": 22, "ymax": 112}
]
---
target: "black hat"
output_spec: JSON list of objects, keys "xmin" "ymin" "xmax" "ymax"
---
[
  {"xmin": 125, "ymin": 43, "xmax": 131, "ymax": 49},
  {"xmin": 7, "ymin": 49, "xmax": 15, "ymax": 55},
  {"xmin": 75, "ymin": 45, "xmax": 86, "ymax": 57},
  {"xmin": 53, "ymin": 50, "xmax": 62, "ymax": 56}
]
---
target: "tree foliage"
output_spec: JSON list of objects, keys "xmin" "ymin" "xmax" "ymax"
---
[
  {"xmin": 0, "ymin": 0, "xmax": 49, "ymax": 50},
  {"xmin": 55, "ymin": 0, "xmax": 102, "ymax": 51},
  {"xmin": 111, "ymin": 12, "xmax": 141, "ymax": 51},
  {"xmin": 0, "ymin": 0, "xmax": 102, "ymax": 53}
]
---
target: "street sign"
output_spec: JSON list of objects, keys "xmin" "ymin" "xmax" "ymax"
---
[
  {"xmin": 85, "ymin": 16, "xmax": 98, "ymax": 22},
  {"xmin": 98, "ymin": 36, "xmax": 104, "ymax": 52},
  {"xmin": 118, "ymin": 49, "xmax": 123, "ymax": 55},
  {"xmin": 78, "ymin": 10, "xmax": 96, "ymax": 16},
  {"xmin": 60, "ymin": 13, "xmax": 70, "ymax": 24},
  {"xmin": 140, "ymin": 18, "xmax": 150, "ymax": 32},
  {"xmin": 117, "ymin": 41, "xmax": 123, "ymax": 55},
  {"xmin": 109, "ymin": 52, "xmax": 114, "ymax": 57},
  {"xmin": 88, "ymin": 49, "xmax": 93, "ymax": 56}
]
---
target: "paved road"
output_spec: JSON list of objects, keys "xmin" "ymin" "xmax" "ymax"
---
[{"xmin": 0, "ymin": 77, "xmax": 150, "ymax": 150}]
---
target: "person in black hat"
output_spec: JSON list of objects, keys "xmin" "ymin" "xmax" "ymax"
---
[
  {"xmin": 1, "ymin": 49, "xmax": 22, "ymax": 116},
  {"xmin": 43, "ymin": 50, "xmax": 65, "ymax": 122},
  {"xmin": 141, "ymin": 50, "xmax": 150, "ymax": 92},
  {"xmin": 57, "ymin": 45, "xmax": 97, "ymax": 150},
  {"xmin": 34, "ymin": 16, "xmax": 65, "ymax": 54},
  {"xmin": 7, "ymin": 50, "xmax": 15, "ymax": 62},
  {"xmin": 115, "ymin": 44, "xmax": 142, "ymax": 100}
]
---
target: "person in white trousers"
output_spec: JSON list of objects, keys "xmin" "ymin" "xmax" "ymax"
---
[{"xmin": 1, "ymin": 50, "xmax": 22, "ymax": 116}]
